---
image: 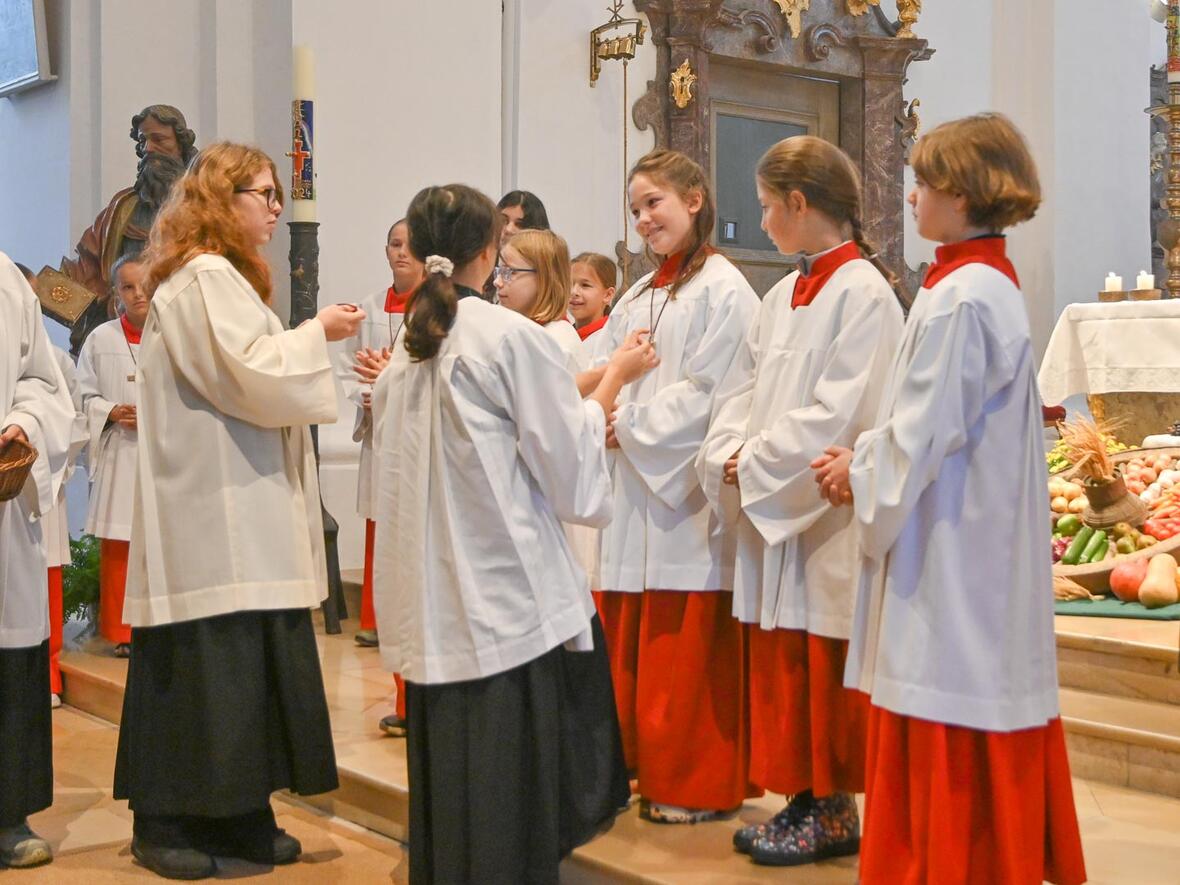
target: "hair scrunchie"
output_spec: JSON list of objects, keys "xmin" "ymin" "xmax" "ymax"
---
[{"xmin": 424, "ymin": 255, "xmax": 454, "ymax": 278}]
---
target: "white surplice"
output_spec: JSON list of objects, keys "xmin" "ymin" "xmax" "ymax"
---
[
  {"xmin": 589, "ymin": 253, "xmax": 759, "ymax": 592},
  {"xmin": 542, "ymin": 320, "xmax": 588, "ymax": 374},
  {"xmin": 0, "ymin": 253, "xmax": 76, "ymax": 649},
  {"xmin": 698, "ymin": 259, "xmax": 904, "ymax": 636},
  {"xmin": 371, "ymin": 296, "xmax": 612, "ymax": 684},
  {"xmin": 42, "ymin": 346, "xmax": 86, "ymax": 569},
  {"xmin": 124, "ymin": 253, "xmax": 338, "ymax": 627},
  {"xmin": 541, "ymin": 318, "xmax": 597, "ymax": 585},
  {"xmin": 845, "ymin": 257, "xmax": 1060, "ymax": 732},
  {"xmin": 333, "ymin": 287, "xmax": 405, "ymax": 520},
  {"xmin": 76, "ymin": 318, "xmax": 139, "ymax": 541}
]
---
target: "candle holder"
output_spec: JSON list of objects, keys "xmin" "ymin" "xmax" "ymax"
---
[{"xmin": 1097, "ymin": 288, "xmax": 1163, "ymax": 302}]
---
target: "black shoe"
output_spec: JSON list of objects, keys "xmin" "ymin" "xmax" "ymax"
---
[
  {"xmin": 732, "ymin": 790, "xmax": 814, "ymax": 854},
  {"xmin": 232, "ymin": 830, "xmax": 302, "ymax": 866},
  {"xmin": 379, "ymin": 714, "xmax": 407, "ymax": 737},
  {"xmin": 354, "ymin": 629, "xmax": 379, "ymax": 648},
  {"xmin": 131, "ymin": 836, "xmax": 215, "ymax": 880}
]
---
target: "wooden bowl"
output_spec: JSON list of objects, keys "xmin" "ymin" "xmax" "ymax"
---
[
  {"xmin": 0, "ymin": 437, "xmax": 37, "ymax": 502},
  {"xmin": 1052, "ymin": 445, "xmax": 1180, "ymax": 592}
]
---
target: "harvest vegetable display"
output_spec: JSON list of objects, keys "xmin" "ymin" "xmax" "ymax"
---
[{"xmin": 1047, "ymin": 424, "xmax": 1180, "ymax": 605}]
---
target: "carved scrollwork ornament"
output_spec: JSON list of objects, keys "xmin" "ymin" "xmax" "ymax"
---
[
  {"xmin": 670, "ymin": 58, "xmax": 698, "ymax": 109},
  {"xmin": 804, "ymin": 23, "xmax": 847, "ymax": 61},
  {"xmin": 773, "ymin": 0, "xmax": 810, "ymax": 40},
  {"xmin": 716, "ymin": 5, "xmax": 780, "ymax": 53}
]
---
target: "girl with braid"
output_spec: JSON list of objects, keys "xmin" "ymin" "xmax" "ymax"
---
[{"xmin": 699, "ymin": 136, "xmax": 904, "ymax": 866}]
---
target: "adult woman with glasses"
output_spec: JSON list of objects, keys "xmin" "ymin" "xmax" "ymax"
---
[{"xmin": 112, "ymin": 142, "xmax": 365, "ymax": 880}]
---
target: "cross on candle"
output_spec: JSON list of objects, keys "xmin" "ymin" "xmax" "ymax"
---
[{"xmin": 291, "ymin": 132, "xmax": 309, "ymax": 183}]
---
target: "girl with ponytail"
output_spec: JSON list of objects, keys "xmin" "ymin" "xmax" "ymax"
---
[
  {"xmin": 697, "ymin": 134, "xmax": 905, "ymax": 867},
  {"xmin": 588, "ymin": 149, "xmax": 761, "ymax": 824},
  {"xmin": 370, "ymin": 184, "xmax": 657, "ymax": 884}
]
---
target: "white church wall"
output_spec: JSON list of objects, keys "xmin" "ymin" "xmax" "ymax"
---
[
  {"xmin": 510, "ymin": 0, "xmax": 656, "ymax": 262},
  {"xmin": 1051, "ymin": 0, "xmax": 1154, "ymax": 324}
]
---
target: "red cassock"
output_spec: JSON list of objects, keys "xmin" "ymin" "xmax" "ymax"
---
[
  {"xmin": 361, "ymin": 519, "xmax": 378, "ymax": 632},
  {"xmin": 365, "ymin": 511, "xmax": 404, "ymax": 723},
  {"xmin": 594, "ymin": 589, "xmax": 757, "ymax": 810},
  {"xmin": 48, "ymin": 566, "xmax": 64, "ymax": 694},
  {"xmin": 747, "ymin": 628, "xmax": 868, "ymax": 797},
  {"xmin": 99, "ymin": 538, "xmax": 131, "ymax": 644},
  {"xmin": 860, "ymin": 707, "xmax": 1087, "ymax": 885}
]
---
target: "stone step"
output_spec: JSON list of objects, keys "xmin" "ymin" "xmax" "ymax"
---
[
  {"xmin": 1055, "ymin": 615, "xmax": 1179, "ymax": 705},
  {"xmin": 1059, "ymin": 686, "xmax": 1180, "ymax": 800}
]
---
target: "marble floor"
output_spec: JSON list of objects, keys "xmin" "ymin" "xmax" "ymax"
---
[{"xmin": 35, "ymin": 614, "xmax": 1180, "ymax": 883}]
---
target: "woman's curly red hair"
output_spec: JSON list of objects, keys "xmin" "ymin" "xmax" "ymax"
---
[{"xmin": 142, "ymin": 142, "xmax": 284, "ymax": 302}]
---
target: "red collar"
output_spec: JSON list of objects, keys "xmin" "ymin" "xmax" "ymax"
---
[
  {"xmin": 651, "ymin": 251, "xmax": 684, "ymax": 290},
  {"xmin": 120, "ymin": 314, "xmax": 142, "ymax": 345},
  {"xmin": 577, "ymin": 315, "xmax": 608, "ymax": 340},
  {"xmin": 792, "ymin": 241, "xmax": 861, "ymax": 309},
  {"xmin": 384, "ymin": 284, "xmax": 416, "ymax": 314},
  {"xmin": 923, "ymin": 236, "xmax": 1018, "ymax": 289},
  {"xmin": 651, "ymin": 245, "xmax": 715, "ymax": 290}
]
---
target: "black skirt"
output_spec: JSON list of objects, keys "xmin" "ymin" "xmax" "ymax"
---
[
  {"xmin": 113, "ymin": 608, "xmax": 339, "ymax": 818},
  {"xmin": 0, "ymin": 641, "xmax": 52, "ymax": 828},
  {"xmin": 406, "ymin": 615, "xmax": 630, "ymax": 885}
]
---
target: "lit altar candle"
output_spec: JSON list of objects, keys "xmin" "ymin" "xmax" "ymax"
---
[
  {"xmin": 291, "ymin": 45, "xmax": 316, "ymax": 222},
  {"xmin": 1138, "ymin": 270, "xmax": 1156, "ymax": 290},
  {"xmin": 1104, "ymin": 272, "xmax": 1123, "ymax": 292}
]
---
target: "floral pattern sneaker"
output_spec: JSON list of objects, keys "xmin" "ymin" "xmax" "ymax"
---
[
  {"xmin": 639, "ymin": 800, "xmax": 740, "ymax": 825},
  {"xmin": 748, "ymin": 790, "xmax": 860, "ymax": 867},
  {"xmin": 732, "ymin": 790, "xmax": 815, "ymax": 854}
]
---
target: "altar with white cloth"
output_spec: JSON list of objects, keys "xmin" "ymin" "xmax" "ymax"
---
[{"xmin": 1038, "ymin": 299, "xmax": 1180, "ymax": 444}]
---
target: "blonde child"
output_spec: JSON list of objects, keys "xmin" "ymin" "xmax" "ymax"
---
[
  {"xmin": 76, "ymin": 254, "xmax": 149, "ymax": 658},
  {"xmin": 699, "ymin": 136, "xmax": 904, "ymax": 866},
  {"xmin": 813, "ymin": 113, "xmax": 1087, "ymax": 884},
  {"xmin": 495, "ymin": 229, "xmax": 586, "ymax": 373}
]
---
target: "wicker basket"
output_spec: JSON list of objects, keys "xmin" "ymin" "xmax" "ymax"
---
[{"xmin": 0, "ymin": 438, "xmax": 37, "ymax": 502}]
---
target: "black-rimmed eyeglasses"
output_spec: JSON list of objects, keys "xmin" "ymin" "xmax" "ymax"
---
[{"xmin": 234, "ymin": 186, "xmax": 282, "ymax": 210}]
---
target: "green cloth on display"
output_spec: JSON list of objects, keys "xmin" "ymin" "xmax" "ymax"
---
[{"xmin": 1054, "ymin": 597, "xmax": 1180, "ymax": 620}]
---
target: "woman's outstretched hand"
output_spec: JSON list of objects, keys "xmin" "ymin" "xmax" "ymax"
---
[{"xmin": 316, "ymin": 303, "xmax": 366, "ymax": 341}]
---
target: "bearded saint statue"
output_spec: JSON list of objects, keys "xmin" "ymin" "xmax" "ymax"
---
[{"xmin": 60, "ymin": 104, "xmax": 197, "ymax": 354}]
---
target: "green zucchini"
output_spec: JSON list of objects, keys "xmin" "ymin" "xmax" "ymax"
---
[
  {"xmin": 1079, "ymin": 530, "xmax": 1106, "ymax": 565},
  {"xmin": 1085, "ymin": 536, "xmax": 1109, "ymax": 564},
  {"xmin": 1061, "ymin": 526, "xmax": 1094, "ymax": 566}
]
